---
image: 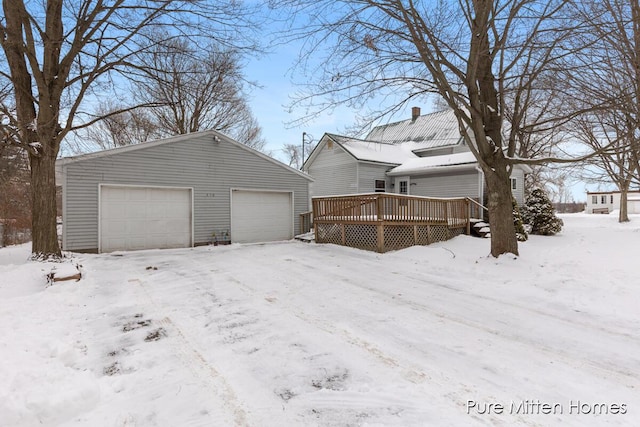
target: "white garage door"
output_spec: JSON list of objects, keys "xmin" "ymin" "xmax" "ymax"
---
[
  {"xmin": 231, "ymin": 190, "xmax": 293, "ymax": 243},
  {"xmin": 628, "ymin": 199, "xmax": 640, "ymax": 214},
  {"xmin": 100, "ymin": 185, "xmax": 192, "ymax": 252}
]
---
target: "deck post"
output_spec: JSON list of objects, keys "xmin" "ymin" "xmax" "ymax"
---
[
  {"xmin": 376, "ymin": 223, "xmax": 384, "ymax": 253},
  {"xmin": 444, "ymin": 201, "xmax": 449, "ymax": 230},
  {"xmin": 466, "ymin": 199, "xmax": 471, "ymax": 235}
]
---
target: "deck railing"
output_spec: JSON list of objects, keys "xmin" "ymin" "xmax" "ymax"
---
[
  {"xmin": 467, "ymin": 197, "xmax": 488, "ymax": 221},
  {"xmin": 312, "ymin": 193, "xmax": 474, "ymax": 253}
]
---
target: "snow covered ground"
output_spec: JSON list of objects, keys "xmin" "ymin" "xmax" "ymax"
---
[{"xmin": 1, "ymin": 213, "xmax": 638, "ymax": 426}]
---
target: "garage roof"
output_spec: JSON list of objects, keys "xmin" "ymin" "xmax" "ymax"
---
[{"xmin": 57, "ymin": 129, "xmax": 313, "ymax": 181}]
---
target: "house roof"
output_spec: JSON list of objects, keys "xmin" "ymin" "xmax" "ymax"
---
[
  {"xmin": 325, "ymin": 134, "xmax": 411, "ymax": 165},
  {"xmin": 387, "ymin": 152, "xmax": 478, "ymax": 176},
  {"xmin": 57, "ymin": 129, "xmax": 313, "ymax": 181},
  {"xmin": 365, "ymin": 109, "xmax": 464, "ymax": 152},
  {"xmin": 587, "ymin": 190, "xmax": 640, "ymax": 195},
  {"xmin": 305, "ymin": 109, "xmax": 532, "ymax": 179}
]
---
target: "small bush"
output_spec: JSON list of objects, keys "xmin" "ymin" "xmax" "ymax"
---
[{"xmin": 522, "ymin": 188, "xmax": 563, "ymax": 235}]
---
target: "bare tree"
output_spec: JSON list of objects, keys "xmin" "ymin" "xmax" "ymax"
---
[
  {"xmin": 233, "ymin": 114, "xmax": 267, "ymax": 152},
  {"xmin": 75, "ymin": 103, "xmax": 162, "ymax": 151},
  {"xmin": 505, "ymin": 87, "xmax": 572, "ymax": 203},
  {"xmin": 132, "ymin": 37, "xmax": 266, "ymax": 151},
  {"xmin": 274, "ymin": 0, "xmax": 591, "ymax": 257},
  {"xmin": 283, "ymin": 143, "xmax": 303, "ymax": 169},
  {"xmin": 568, "ymin": 0, "xmax": 640, "ymax": 222},
  {"xmin": 0, "ymin": 0, "xmax": 258, "ymax": 259},
  {"xmin": 573, "ymin": 112, "xmax": 638, "ymax": 221}
]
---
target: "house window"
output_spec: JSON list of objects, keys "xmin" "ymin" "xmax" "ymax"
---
[
  {"xmin": 399, "ymin": 180, "xmax": 408, "ymax": 195},
  {"xmin": 611, "ymin": 195, "xmax": 614, "ymax": 204},
  {"xmin": 511, "ymin": 178, "xmax": 517, "ymax": 190},
  {"xmin": 374, "ymin": 179, "xmax": 386, "ymax": 192},
  {"xmin": 592, "ymin": 195, "xmax": 598, "ymax": 204},
  {"xmin": 601, "ymin": 195, "xmax": 607, "ymax": 204}
]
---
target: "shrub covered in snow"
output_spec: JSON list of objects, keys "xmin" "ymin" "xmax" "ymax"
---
[
  {"xmin": 522, "ymin": 188, "xmax": 563, "ymax": 235},
  {"xmin": 512, "ymin": 197, "xmax": 528, "ymax": 241}
]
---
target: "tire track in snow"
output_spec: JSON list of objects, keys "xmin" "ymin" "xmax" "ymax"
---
[
  {"xmin": 130, "ymin": 278, "xmax": 250, "ymax": 427},
  {"xmin": 284, "ymin": 251, "xmax": 640, "ymax": 386},
  {"xmin": 212, "ymin": 264, "xmax": 527, "ymax": 426},
  {"xmin": 218, "ymin": 270, "xmax": 439, "ymax": 385},
  {"xmin": 219, "ymin": 245, "xmax": 639, "ymax": 389},
  {"xmin": 299, "ymin": 245, "xmax": 636, "ymax": 340}
]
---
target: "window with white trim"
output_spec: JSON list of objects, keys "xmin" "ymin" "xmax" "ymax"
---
[
  {"xmin": 374, "ymin": 180, "xmax": 386, "ymax": 192},
  {"xmin": 592, "ymin": 195, "xmax": 598, "ymax": 204},
  {"xmin": 510, "ymin": 178, "xmax": 517, "ymax": 190},
  {"xmin": 601, "ymin": 195, "xmax": 607, "ymax": 204},
  {"xmin": 399, "ymin": 180, "xmax": 408, "ymax": 195}
]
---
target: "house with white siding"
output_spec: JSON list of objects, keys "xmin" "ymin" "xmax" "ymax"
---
[
  {"xmin": 56, "ymin": 130, "xmax": 312, "ymax": 253},
  {"xmin": 303, "ymin": 108, "xmax": 530, "ymax": 206},
  {"xmin": 585, "ymin": 190, "xmax": 640, "ymax": 214}
]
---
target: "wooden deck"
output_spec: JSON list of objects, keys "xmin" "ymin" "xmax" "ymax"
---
[{"xmin": 312, "ymin": 193, "xmax": 476, "ymax": 253}]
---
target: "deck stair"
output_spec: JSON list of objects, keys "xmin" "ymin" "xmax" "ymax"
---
[
  {"xmin": 294, "ymin": 231, "xmax": 315, "ymax": 243},
  {"xmin": 470, "ymin": 218, "xmax": 491, "ymax": 238}
]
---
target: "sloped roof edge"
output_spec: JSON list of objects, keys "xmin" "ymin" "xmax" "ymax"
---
[
  {"xmin": 387, "ymin": 152, "xmax": 478, "ymax": 176},
  {"xmin": 57, "ymin": 129, "xmax": 313, "ymax": 181}
]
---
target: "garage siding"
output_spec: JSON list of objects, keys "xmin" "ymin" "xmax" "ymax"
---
[{"xmin": 61, "ymin": 134, "xmax": 310, "ymax": 252}]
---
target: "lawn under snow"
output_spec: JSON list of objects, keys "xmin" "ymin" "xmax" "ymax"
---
[{"xmin": 0, "ymin": 214, "xmax": 639, "ymax": 426}]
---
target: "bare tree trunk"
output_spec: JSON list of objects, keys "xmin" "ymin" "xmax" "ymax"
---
[
  {"xmin": 619, "ymin": 184, "xmax": 630, "ymax": 223},
  {"xmin": 29, "ymin": 151, "xmax": 61, "ymax": 259},
  {"xmin": 482, "ymin": 162, "xmax": 519, "ymax": 257},
  {"xmin": 468, "ymin": 1, "xmax": 519, "ymax": 257}
]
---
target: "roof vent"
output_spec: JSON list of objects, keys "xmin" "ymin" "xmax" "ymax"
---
[{"xmin": 411, "ymin": 106, "xmax": 421, "ymax": 121}]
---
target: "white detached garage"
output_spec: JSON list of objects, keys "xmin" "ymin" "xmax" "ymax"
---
[{"xmin": 57, "ymin": 130, "xmax": 312, "ymax": 253}]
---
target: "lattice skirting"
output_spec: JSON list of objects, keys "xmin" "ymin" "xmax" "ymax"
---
[{"xmin": 315, "ymin": 223, "xmax": 467, "ymax": 253}]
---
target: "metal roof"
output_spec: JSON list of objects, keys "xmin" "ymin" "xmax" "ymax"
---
[
  {"xmin": 326, "ymin": 134, "xmax": 410, "ymax": 164},
  {"xmin": 387, "ymin": 152, "xmax": 477, "ymax": 176},
  {"xmin": 365, "ymin": 109, "xmax": 464, "ymax": 151}
]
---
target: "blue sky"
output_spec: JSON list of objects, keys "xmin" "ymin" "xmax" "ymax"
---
[{"xmin": 243, "ymin": 48, "xmax": 368, "ymax": 165}]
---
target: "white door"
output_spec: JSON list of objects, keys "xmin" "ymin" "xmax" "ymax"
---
[
  {"xmin": 100, "ymin": 185, "xmax": 192, "ymax": 252},
  {"xmin": 231, "ymin": 190, "xmax": 293, "ymax": 243},
  {"xmin": 628, "ymin": 199, "xmax": 640, "ymax": 214}
]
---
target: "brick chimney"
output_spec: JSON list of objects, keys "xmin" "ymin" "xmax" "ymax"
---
[{"xmin": 411, "ymin": 106, "xmax": 421, "ymax": 121}]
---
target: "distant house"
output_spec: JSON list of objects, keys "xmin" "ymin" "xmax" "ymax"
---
[
  {"xmin": 56, "ymin": 130, "xmax": 312, "ymax": 253},
  {"xmin": 303, "ymin": 108, "xmax": 531, "ymax": 206},
  {"xmin": 585, "ymin": 191, "xmax": 640, "ymax": 214}
]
